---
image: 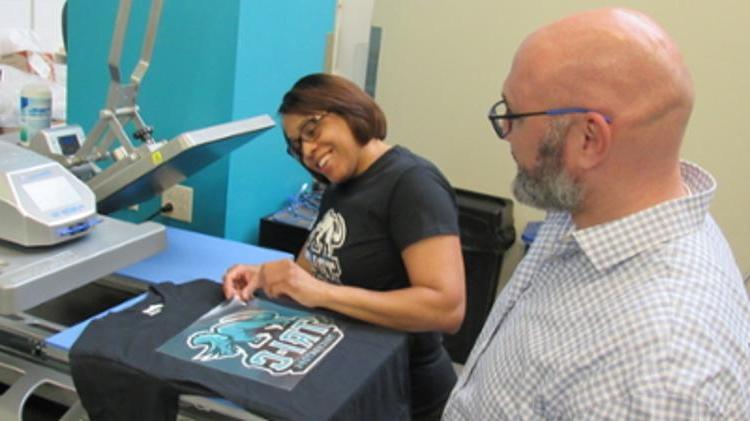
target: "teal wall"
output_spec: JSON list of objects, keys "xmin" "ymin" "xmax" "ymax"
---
[
  {"xmin": 225, "ymin": 1, "xmax": 335, "ymax": 243},
  {"xmin": 68, "ymin": 0, "xmax": 335, "ymax": 242}
]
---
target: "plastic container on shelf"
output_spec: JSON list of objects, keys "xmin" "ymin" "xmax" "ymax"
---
[{"xmin": 19, "ymin": 83, "xmax": 51, "ymax": 143}]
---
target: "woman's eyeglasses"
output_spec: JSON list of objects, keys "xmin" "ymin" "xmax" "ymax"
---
[{"xmin": 286, "ymin": 112, "xmax": 329, "ymax": 159}]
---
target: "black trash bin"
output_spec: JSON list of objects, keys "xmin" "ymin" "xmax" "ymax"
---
[{"xmin": 443, "ymin": 188, "xmax": 515, "ymax": 364}]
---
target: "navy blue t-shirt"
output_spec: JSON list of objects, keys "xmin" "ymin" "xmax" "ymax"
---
[{"xmin": 70, "ymin": 280, "xmax": 409, "ymax": 421}]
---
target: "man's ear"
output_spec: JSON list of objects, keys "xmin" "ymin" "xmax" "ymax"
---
[{"xmin": 571, "ymin": 112, "xmax": 612, "ymax": 170}]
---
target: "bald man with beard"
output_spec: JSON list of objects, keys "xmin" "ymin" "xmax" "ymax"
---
[{"xmin": 442, "ymin": 8, "xmax": 750, "ymax": 420}]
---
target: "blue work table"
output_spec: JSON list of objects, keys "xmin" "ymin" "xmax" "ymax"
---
[{"xmin": 46, "ymin": 227, "xmax": 292, "ymax": 352}]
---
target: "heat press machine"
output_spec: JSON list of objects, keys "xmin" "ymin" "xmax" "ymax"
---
[{"xmin": 0, "ymin": 0, "xmax": 281, "ymax": 418}]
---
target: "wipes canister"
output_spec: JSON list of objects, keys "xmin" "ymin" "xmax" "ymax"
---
[{"xmin": 19, "ymin": 84, "xmax": 52, "ymax": 144}]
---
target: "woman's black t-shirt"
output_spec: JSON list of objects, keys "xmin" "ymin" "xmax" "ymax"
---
[{"xmin": 303, "ymin": 145, "xmax": 460, "ymax": 415}]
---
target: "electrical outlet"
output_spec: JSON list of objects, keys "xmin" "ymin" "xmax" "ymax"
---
[{"xmin": 161, "ymin": 184, "xmax": 193, "ymax": 223}]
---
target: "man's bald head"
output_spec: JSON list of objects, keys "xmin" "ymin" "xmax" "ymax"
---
[
  {"xmin": 503, "ymin": 9, "xmax": 696, "ymax": 226},
  {"xmin": 507, "ymin": 8, "xmax": 693, "ymax": 141}
]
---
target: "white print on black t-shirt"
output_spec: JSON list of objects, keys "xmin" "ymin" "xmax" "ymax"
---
[
  {"xmin": 305, "ymin": 209, "xmax": 346, "ymax": 284},
  {"xmin": 142, "ymin": 303, "xmax": 164, "ymax": 316},
  {"xmin": 187, "ymin": 309, "xmax": 343, "ymax": 377}
]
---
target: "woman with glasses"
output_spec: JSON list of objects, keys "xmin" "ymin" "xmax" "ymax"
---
[{"xmin": 223, "ymin": 73, "xmax": 466, "ymax": 420}]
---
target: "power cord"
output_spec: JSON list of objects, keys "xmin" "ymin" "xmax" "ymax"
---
[{"xmin": 144, "ymin": 202, "xmax": 174, "ymax": 221}]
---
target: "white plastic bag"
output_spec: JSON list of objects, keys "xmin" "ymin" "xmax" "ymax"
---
[{"xmin": 0, "ymin": 28, "xmax": 56, "ymax": 81}]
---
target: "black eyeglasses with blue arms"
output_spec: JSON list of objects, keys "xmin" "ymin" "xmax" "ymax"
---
[{"xmin": 488, "ymin": 99, "xmax": 613, "ymax": 139}]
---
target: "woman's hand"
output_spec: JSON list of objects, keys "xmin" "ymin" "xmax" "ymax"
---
[
  {"xmin": 222, "ymin": 264, "xmax": 261, "ymax": 301},
  {"xmin": 223, "ymin": 260, "xmax": 329, "ymax": 307},
  {"xmin": 258, "ymin": 259, "xmax": 329, "ymax": 308}
]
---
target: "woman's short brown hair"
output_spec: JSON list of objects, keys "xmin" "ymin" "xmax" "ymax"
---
[{"xmin": 278, "ymin": 73, "xmax": 387, "ymax": 145}]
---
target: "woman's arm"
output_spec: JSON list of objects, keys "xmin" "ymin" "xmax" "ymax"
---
[
  {"xmin": 259, "ymin": 234, "xmax": 465, "ymax": 333},
  {"xmin": 319, "ymin": 234, "xmax": 465, "ymax": 333}
]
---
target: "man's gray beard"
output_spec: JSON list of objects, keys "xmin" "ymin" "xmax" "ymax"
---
[{"xmin": 511, "ymin": 120, "xmax": 583, "ymax": 211}]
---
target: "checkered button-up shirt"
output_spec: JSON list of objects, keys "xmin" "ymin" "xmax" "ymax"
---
[{"xmin": 443, "ymin": 162, "xmax": 750, "ymax": 420}]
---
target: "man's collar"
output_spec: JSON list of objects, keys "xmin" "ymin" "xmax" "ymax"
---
[{"xmin": 568, "ymin": 161, "xmax": 715, "ymax": 272}]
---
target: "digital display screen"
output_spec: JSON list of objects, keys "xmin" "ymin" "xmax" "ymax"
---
[
  {"xmin": 58, "ymin": 134, "xmax": 80, "ymax": 155},
  {"xmin": 22, "ymin": 176, "xmax": 82, "ymax": 212}
]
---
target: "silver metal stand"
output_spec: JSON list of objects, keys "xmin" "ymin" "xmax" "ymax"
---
[
  {"xmin": 71, "ymin": 0, "xmax": 163, "ymax": 167},
  {"xmin": 0, "ymin": 352, "xmax": 82, "ymax": 421}
]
